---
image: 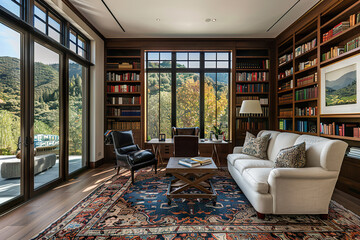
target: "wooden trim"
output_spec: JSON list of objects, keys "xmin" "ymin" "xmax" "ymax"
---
[
  {"xmin": 89, "ymin": 158, "xmax": 105, "ymax": 168},
  {"xmin": 61, "ymin": 0, "xmax": 105, "ymax": 40}
]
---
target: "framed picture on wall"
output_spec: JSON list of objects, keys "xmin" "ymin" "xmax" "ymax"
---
[{"xmin": 321, "ymin": 54, "xmax": 360, "ymax": 114}]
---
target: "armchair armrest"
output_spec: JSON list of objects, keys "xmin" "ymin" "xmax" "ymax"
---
[{"xmin": 233, "ymin": 146, "xmax": 243, "ymax": 153}]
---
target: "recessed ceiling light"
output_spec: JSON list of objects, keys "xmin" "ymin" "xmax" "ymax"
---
[
  {"xmin": 156, "ymin": 18, "xmax": 160, "ymax": 22},
  {"xmin": 212, "ymin": 19, "xmax": 216, "ymax": 22}
]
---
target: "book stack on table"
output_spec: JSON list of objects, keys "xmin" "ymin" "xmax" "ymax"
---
[{"xmin": 178, "ymin": 157, "xmax": 212, "ymax": 167}]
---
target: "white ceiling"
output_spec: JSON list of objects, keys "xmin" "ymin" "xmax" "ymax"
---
[{"xmin": 69, "ymin": 0, "xmax": 320, "ymax": 38}]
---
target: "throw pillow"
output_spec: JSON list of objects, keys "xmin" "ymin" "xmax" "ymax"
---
[
  {"xmin": 274, "ymin": 142, "xmax": 306, "ymax": 168},
  {"xmin": 242, "ymin": 132, "xmax": 271, "ymax": 159}
]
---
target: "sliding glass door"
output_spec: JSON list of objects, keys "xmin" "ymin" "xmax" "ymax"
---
[
  {"xmin": 33, "ymin": 42, "xmax": 61, "ymax": 189},
  {"xmin": 68, "ymin": 59, "xmax": 87, "ymax": 174},
  {"xmin": 0, "ymin": 22, "xmax": 23, "ymax": 205}
]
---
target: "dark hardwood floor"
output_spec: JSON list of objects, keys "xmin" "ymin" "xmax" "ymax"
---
[{"xmin": 0, "ymin": 163, "xmax": 359, "ymax": 240}]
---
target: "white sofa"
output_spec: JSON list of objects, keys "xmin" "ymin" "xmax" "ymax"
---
[{"xmin": 227, "ymin": 130, "xmax": 348, "ymax": 219}]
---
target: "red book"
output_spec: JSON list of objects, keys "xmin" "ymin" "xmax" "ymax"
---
[{"xmin": 353, "ymin": 127, "xmax": 359, "ymax": 138}]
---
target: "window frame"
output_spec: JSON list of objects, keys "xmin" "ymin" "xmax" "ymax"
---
[
  {"xmin": 146, "ymin": 51, "xmax": 231, "ymax": 139},
  {"xmin": 68, "ymin": 26, "xmax": 90, "ymax": 60},
  {"xmin": 0, "ymin": 0, "xmax": 25, "ymax": 19}
]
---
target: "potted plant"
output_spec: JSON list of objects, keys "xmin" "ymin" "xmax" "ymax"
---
[{"xmin": 212, "ymin": 124, "xmax": 224, "ymax": 142}]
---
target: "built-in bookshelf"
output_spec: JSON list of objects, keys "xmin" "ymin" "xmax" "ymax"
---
[
  {"xmin": 235, "ymin": 49, "xmax": 271, "ymax": 145},
  {"xmin": 105, "ymin": 48, "xmax": 143, "ymax": 146}
]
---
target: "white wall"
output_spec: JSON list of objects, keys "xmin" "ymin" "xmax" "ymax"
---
[{"xmin": 46, "ymin": 0, "xmax": 104, "ymax": 163}]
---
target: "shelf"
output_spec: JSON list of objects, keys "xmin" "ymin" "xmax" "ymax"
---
[
  {"xmin": 106, "ymin": 92, "xmax": 141, "ymax": 95},
  {"xmin": 320, "ymin": 47, "xmax": 360, "ymax": 67},
  {"xmin": 320, "ymin": 134, "xmax": 360, "ymax": 142},
  {"xmin": 294, "ymin": 131, "xmax": 318, "ymax": 136},
  {"xmin": 278, "ymin": 45, "xmax": 293, "ymax": 57},
  {"xmin": 295, "ymin": 65, "xmax": 317, "ymax": 75},
  {"xmin": 278, "ymin": 60, "xmax": 293, "ymax": 68},
  {"xmin": 236, "ymin": 92, "xmax": 269, "ymax": 95},
  {"xmin": 295, "ymin": 29, "xmax": 317, "ymax": 46},
  {"xmin": 107, "ymin": 56, "xmax": 141, "ymax": 59},
  {"xmin": 321, "ymin": 1, "xmax": 360, "ymax": 30},
  {"xmin": 106, "ymin": 81, "xmax": 141, "ymax": 84},
  {"xmin": 236, "ymin": 116, "xmax": 268, "ymax": 119},
  {"xmin": 320, "ymin": 114, "xmax": 360, "ymax": 118},
  {"xmin": 236, "ymin": 56, "xmax": 269, "ymax": 59},
  {"xmin": 294, "ymin": 98, "xmax": 318, "ymax": 104},
  {"xmin": 277, "ymin": 129, "xmax": 294, "ymax": 132},
  {"xmin": 278, "ymin": 102, "xmax": 293, "ymax": 106},
  {"xmin": 295, "ymin": 82, "xmax": 318, "ymax": 90},
  {"xmin": 236, "ymin": 81, "xmax": 269, "ymax": 83},
  {"xmin": 295, "ymin": 116, "xmax": 318, "ymax": 118},
  {"xmin": 294, "ymin": 47, "xmax": 317, "ymax": 60},
  {"xmin": 320, "ymin": 22, "xmax": 360, "ymax": 47},
  {"xmin": 236, "ymin": 68, "xmax": 269, "ymax": 71},
  {"xmin": 106, "ymin": 116, "xmax": 141, "ymax": 119},
  {"xmin": 278, "ymin": 88, "xmax": 293, "ymax": 94},
  {"xmin": 278, "ymin": 74, "xmax": 293, "ymax": 81},
  {"xmin": 106, "ymin": 68, "xmax": 141, "ymax": 71},
  {"xmin": 277, "ymin": 116, "xmax": 293, "ymax": 119},
  {"xmin": 106, "ymin": 104, "xmax": 141, "ymax": 107}
]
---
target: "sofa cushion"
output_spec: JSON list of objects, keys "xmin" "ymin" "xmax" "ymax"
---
[
  {"xmin": 267, "ymin": 132, "xmax": 300, "ymax": 162},
  {"xmin": 227, "ymin": 153, "xmax": 261, "ymax": 166},
  {"xmin": 242, "ymin": 133, "xmax": 271, "ymax": 159},
  {"xmin": 274, "ymin": 142, "xmax": 306, "ymax": 168},
  {"xmin": 242, "ymin": 168, "xmax": 272, "ymax": 194},
  {"xmin": 234, "ymin": 159, "xmax": 274, "ymax": 174}
]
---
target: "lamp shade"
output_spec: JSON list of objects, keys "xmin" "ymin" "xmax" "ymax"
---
[{"xmin": 239, "ymin": 100, "xmax": 262, "ymax": 114}]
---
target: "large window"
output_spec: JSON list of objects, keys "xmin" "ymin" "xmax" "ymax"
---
[
  {"xmin": 146, "ymin": 51, "xmax": 231, "ymax": 140},
  {"xmin": 34, "ymin": 1, "xmax": 62, "ymax": 43},
  {"xmin": 0, "ymin": 0, "xmax": 23, "ymax": 18},
  {"xmin": 69, "ymin": 28, "xmax": 88, "ymax": 59}
]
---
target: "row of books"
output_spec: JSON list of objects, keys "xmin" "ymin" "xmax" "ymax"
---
[
  {"xmin": 346, "ymin": 147, "xmax": 360, "ymax": 159},
  {"xmin": 278, "ymin": 67, "xmax": 293, "ymax": 80},
  {"xmin": 322, "ymin": 21, "xmax": 350, "ymax": 42},
  {"xmin": 278, "ymin": 80, "xmax": 293, "ymax": 91},
  {"xmin": 295, "ymin": 86, "xmax": 318, "ymax": 101},
  {"xmin": 235, "ymin": 96, "xmax": 268, "ymax": 105},
  {"xmin": 278, "ymin": 93, "xmax": 293, "ymax": 104},
  {"xmin": 236, "ymin": 106, "xmax": 269, "ymax": 117},
  {"xmin": 321, "ymin": 46, "xmax": 344, "ymax": 61},
  {"xmin": 107, "ymin": 85, "xmax": 140, "ymax": 93},
  {"xmin": 107, "ymin": 72, "xmax": 140, "ymax": 81},
  {"xmin": 297, "ymin": 73, "xmax": 317, "ymax": 86},
  {"xmin": 295, "ymin": 106, "xmax": 318, "ymax": 116},
  {"xmin": 236, "ymin": 84, "xmax": 269, "ymax": 93},
  {"xmin": 279, "ymin": 52, "xmax": 293, "ymax": 66},
  {"xmin": 178, "ymin": 157, "xmax": 213, "ymax": 168},
  {"xmin": 279, "ymin": 119, "xmax": 292, "ymax": 130},
  {"xmin": 108, "ymin": 109, "xmax": 141, "ymax": 117},
  {"xmin": 298, "ymin": 58, "xmax": 317, "ymax": 71},
  {"xmin": 349, "ymin": 12, "xmax": 360, "ymax": 27},
  {"xmin": 108, "ymin": 96, "xmax": 141, "ymax": 104},
  {"xmin": 344, "ymin": 36, "xmax": 360, "ymax": 52},
  {"xmin": 107, "ymin": 121, "xmax": 141, "ymax": 130},
  {"xmin": 296, "ymin": 120, "xmax": 317, "ymax": 133},
  {"xmin": 295, "ymin": 38, "xmax": 317, "ymax": 57},
  {"xmin": 107, "ymin": 62, "xmax": 141, "ymax": 69},
  {"xmin": 279, "ymin": 108, "xmax": 293, "ymax": 118},
  {"xmin": 320, "ymin": 122, "xmax": 360, "ymax": 138},
  {"xmin": 236, "ymin": 119, "xmax": 267, "ymax": 130},
  {"xmin": 236, "ymin": 72, "xmax": 268, "ymax": 82},
  {"xmin": 236, "ymin": 60, "xmax": 269, "ymax": 69}
]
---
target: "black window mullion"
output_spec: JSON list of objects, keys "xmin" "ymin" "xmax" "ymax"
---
[
  {"xmin": 45, "ymin": 8, "xmax": 48, "ymax": 36},
  {"xmin": 171, "ymin": 52, "xmax": 176, "ymax": 131},
  {"xmin": 199, "ymin": 52, "xmax": 205, "ymax": 138},
  {"xmin": 157, "ymin": 72, "xmax": 161, "ymax": 137}
]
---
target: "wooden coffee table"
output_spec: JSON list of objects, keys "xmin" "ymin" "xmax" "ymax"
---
[{"xmin": 165, "ymin": 157, "xmax": 218, "ymax": 205}]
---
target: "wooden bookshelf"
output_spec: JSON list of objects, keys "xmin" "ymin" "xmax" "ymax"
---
[
  {"xmin": 234, "ymin": 48, "xmax": 271, "ymax": 145},
  {"xmin": 104, "ymin": 48, "xmax": 144, "ymax": 148}
]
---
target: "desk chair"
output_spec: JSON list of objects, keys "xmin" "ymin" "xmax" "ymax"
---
[
  {"xmin": 173, "ymin": 135, "xmax": 199, "ymax": 157},
  {"xmin": 172, "ymin": 127, "xmax": 199, "ymax": 137}
]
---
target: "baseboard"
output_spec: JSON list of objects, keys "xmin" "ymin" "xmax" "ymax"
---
[{"xmin": 90, "ymin": 158, "xmax": 105, "ymax": 168}]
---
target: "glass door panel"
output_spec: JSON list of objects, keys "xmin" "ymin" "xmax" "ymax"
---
[
  {"xmin": 0, "ymin": 23, "xmax": 22, "ymax": 205},
  {"xmin": 68, "ymin": 60, "xmax": 86, "ymax": 173},
  {"xmin": 33, "ymin": 42, "xmax": 60, "ymax": 189}
]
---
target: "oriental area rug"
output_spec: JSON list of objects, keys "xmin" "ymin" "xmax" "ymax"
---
[{"xmin": 33, "ymin": 169, "xmax": 360, "ymax": 240}]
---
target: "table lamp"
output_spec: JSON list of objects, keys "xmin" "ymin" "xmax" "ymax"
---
[{"xmin": 239, "ymin": 100, "xmax": 263, "ymax": 130}]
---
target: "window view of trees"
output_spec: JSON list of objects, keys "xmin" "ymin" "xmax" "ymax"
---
[
  {"xmin": 0, "ymin": 23, "xmax": 21, "ymax": 204},
  {"xmin": 68, "ymin": 60, "xmax": 85, "ymax": 173},
  {"xmin": 146, "ymin": 51, "xmax": 230, "ymax": 140}
]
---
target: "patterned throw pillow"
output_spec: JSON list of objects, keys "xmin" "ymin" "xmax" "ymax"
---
[
  {"xmin": 242, "ymin": 132, "xmax": 271, "ymax": 159},
  {"xmin": 274, "ymin": 142, "xmax": 306, "ymax": 168}
]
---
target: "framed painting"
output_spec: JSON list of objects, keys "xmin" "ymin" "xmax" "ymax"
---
[{"xmin": 321, "ymin": 54, "xmax": 360, "ymax": 114}]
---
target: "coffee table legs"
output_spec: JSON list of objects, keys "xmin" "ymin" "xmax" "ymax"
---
[{"xmin": 166, "ymin": 172, "xmax": 217, "ymax": 205}]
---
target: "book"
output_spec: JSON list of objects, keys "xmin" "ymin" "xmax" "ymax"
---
[
  {"xmin": 191, "ymin": 157, "xmax": 213, "ymax": 165},
  {"xmin": 178, "ymin": 158, "xmax": 201, "ymax": 167}
]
